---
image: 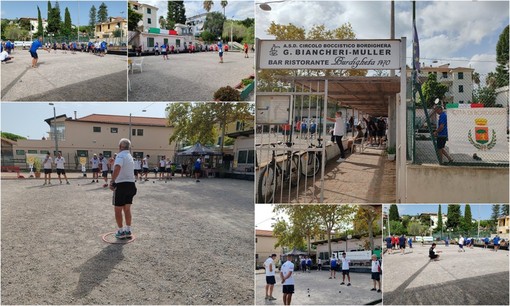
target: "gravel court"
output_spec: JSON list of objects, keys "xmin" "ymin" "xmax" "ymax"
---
[
  {"xmin": 383, "ymin": 244, "xmax": 509, "ymax": 304},
  {"xmin": 255, "ymin": 270, "xmax": 382, "ymax": 305},
  {"xmin": 1, "ymin": 177, "xmax": 254, "ymax": 305},
  {"xmin": 1, "ymin": 49, "xmax": 127, "ymax": 101},
  {"xmin": 128, "ymin": 51, "xmax": 255, "ymax": 101}
]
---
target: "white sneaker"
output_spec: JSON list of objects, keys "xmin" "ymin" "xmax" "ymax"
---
[{"xmin": 336, "ymin": 158, "xmax": 345, "ymax": 162}]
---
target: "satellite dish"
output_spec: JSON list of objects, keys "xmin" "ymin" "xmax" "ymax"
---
[
  {"xmin": 434, "ymin": 98, "xmax": 440, "ymax": 105},
  {"xmin": 259, "ymin": 3, "xmax": 272, "ymax": 10}
]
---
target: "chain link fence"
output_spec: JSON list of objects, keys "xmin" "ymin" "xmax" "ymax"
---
[{"xmin": 408, "ymin": 72, "xmax": 509, "ymax": 167}]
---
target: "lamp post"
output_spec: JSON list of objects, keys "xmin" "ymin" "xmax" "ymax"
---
[
  {"xmin": 230, "ymin": 16, "xmax": 234, "ymax": 49},
  {"xmin": 49, "ymin": 103, "xmax": 58, "ymax": 155},
  {"xmin": 384, "ymin": 206, "xmax": 390, "ymax": 237}
]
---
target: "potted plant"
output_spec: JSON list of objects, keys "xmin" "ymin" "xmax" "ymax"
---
[
  {"xmin": 33, "ymin": 158, "xmax": 42, "ymax": 178},
  {"xmin": 387, "ymin": 146, "xmax": 396, "ymax": 161}
]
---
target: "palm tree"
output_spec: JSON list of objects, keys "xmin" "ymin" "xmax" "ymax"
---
[
  {"xmin": 203, "ymin": 0, "xmax": 214, "ymax": 12},
  {"xmin": 472, "ymin": 72, "xmax": 480, "ymax": 90},
  {"xmin": 220, "ymin": 0, "xmax": 228, "ymax": 17},
  {"xmin": 159, "ymin": 16, "xmax": 167, "ymax": 29}
]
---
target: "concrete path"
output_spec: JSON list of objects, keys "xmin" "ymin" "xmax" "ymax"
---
[
  {"xmin": 1, "ymin": 49, "xmax": 127, "ymax": 101},
  {"xmin": 128, "ymin": 51, "xmax": 254, "ymax": 101},
  {"xmin": 255, "ymin": 270, "xmax": 382, "ymax": 305},
  {"xmin": 383, "ymin": 244, "xmax": 509, "ymax": 305}
]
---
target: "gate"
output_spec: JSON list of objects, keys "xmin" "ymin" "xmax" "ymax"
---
[{"xmin": 256, "ymin": 81, "xmax": 329, "ymax": 203}]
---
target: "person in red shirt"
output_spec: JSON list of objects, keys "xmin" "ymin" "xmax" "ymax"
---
[{"xmin": 244, "ymin": 43, "xmax": 249, "ymax": 58}]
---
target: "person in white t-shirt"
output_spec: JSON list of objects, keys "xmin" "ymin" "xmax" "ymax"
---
[
  {"xmin": 370, "ymin": 254, "xmax": 382, "ymax": 293},
  {"xmin": 110, "ymin": 138, "xmax": 137, "ymax": 240},
  {"xmin": 329, "ymin": 111, "xmax": 346, "ymax": 162},
  {"xmin": 43, "ymin": 152, "xmax": 53, "ymax": 185},
  {"xmin": 99, "ymin": 153, "xmax": 109, "ymax": 188},
  {"xmin": 142, "ymin": 155, "xmax": 150, "ymax": 181},
  {"xmin": 340, "ymin": 252, "xmax": 351, "ymax": 286},
  {"xmin": 158, "ymin": 156, "xmax": 166, "ymax": 180},
  {"xmin": 280, "ymin": 255, "xmax": 295, "ymax": 305},
  {"xmin": 165, "ymin": 158, "xmax": 173, "ymax": 181},
  {"xmin": 0, "ymin": 50, "xmax": 13, "ymax": 63},
  {"xmin": 264, "ymin": 254, "xmax": 277, "ymax": 301},
  {"xmin": 134, "ymin": 157, "xmax": 142, "ymax": 181},
  {"xmin": 54, "ymin": 151, "xmax": 70, "ymax": 184},
  {"xmin": 90, "ymin": 154, "xmax": 100, "ymax": 183}
]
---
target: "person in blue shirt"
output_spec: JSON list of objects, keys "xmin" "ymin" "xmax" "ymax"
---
[
  {"xmin": 194, "ymin": 157, "xmax": 202, "ymax": 182},
  {"xmin": 100, "ymin": 41, "xmax": 107, "ymax": 57},
  {"xmin": 385, "ymin": 236, "xmax": 392, "ymax": 254},
  {"xmin": 399, "ymin": 234, "xmax": 406, "ymax": 255},
  {"xmin": 218, "ymin": 41, "xmax": 223, "ymax": 63},
  {"xmin": 29, "ymin": 36, "xmax": 49, "ymax": 68},
  {"xmin": 329, "ymin": 256, "xmax": 337, "ymax": 279},
  {"xmin": 408, "ymin": 237, "xmax": 413, "ymax": 249},
  {"xmin": 484, "ymin": 237, "xmax": 490, "ymax": 249},
  {"xmin": 493, "ymin": 235, "xmax": 501, "ymax": 252},
  {"xmin": 5, "ymin": 40, "xmax": 13, "ymax": 54},
  {"xmin": 433, "ymin": 105, "xmax": 453, "ymax": 164}
]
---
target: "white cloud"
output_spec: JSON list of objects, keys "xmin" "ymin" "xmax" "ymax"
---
[{"xmin": 142, "ymin": 0, "xmax": 253, "ymax": 20}]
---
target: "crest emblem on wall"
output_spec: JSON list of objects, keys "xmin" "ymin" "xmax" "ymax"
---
[{"xmin": 467, "ymin": 118, "xmax": 497, "ymax": 151}]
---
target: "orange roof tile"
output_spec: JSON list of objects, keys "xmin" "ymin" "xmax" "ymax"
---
[
  {"xmin": 256, "ymin": 229, "xmax": 274, "ymax": 237},
  {"xmin": 73, "ymin": 114, "xmax": 169, "ymax": 127}
]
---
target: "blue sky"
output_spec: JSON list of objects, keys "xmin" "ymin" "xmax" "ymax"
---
[
  {"xmin": 1, "ymin": 1, "xmax": 127, "ymax": 24},
  {"xmin": 1, "ymin": 102, "xmax": 169, "ymax": 139},
  {"xmin": 383, "ymin": 204, "xmax": 500, "ymax": 221},
  {"xmin": 143, "ymin": 0, "xmax": 254, "ymax": 21},
  {"xmin": 256, "ymin": 0, "xmax": 509, "ymax": 76}
]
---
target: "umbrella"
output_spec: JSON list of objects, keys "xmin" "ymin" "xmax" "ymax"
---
[{"xmin": 177, "ymin": 142, "xmax": 222, "ymax": 156}]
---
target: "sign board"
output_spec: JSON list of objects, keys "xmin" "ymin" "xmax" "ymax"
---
[
  {"xmin": 415, "ymin": 236, "xmax": 434, "ymax": 242},
  {"xmin": 257, "ymin": 39, "xmax": 401, "ymax": 70},
  {"xmin": 26, "ymin": 153, "xmax": 46, "ymax": 165},
  {"xmin": 345, "ymin": 250, "xmax": 371, "ymax": 261},
  {"xmin": 447, "ymin": 108, "xmax": 508, "ymax": 156},
  {"xmin": 256, "ymin": 95, "xmax": 291, "ymax": 124}
]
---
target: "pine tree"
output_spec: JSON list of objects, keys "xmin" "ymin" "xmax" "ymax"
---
[
  {"xmin": 97, "ymin": 2, "xmax": 108, "ymax": 23},
  {"xmin": 446, "ymin": 204, "xmax": 462, "ymax": 230},
  {"xmin": 502, "ymin": 204, "xmax": 509, "ymax": 216},
  {"xmin": 89, "ymin": 5, "xmax": 97, "ymax": 28},
  {"xmin": 389, "ymin": 204, "xmax": 400, "ymax": 221},
  {"xmin": 436, "ymin": 205, "xmax": 443, "ymax": 233},
  {"xmin": 62, "ymin": 7, "xmax": 72, "ymax": 38},
  {"xmin": 462, "ymin": 204, "xmax": 473, "ymax": 233},
  {"xmin": 36, "ymin": 6, "xmax": 43, "ymax": 37},
  {"xmin": 167, "ymin": 1, "xmax": 186, "ymax": 30},
  {"xmin": 47, "ymin": 1, "xmax": 62, "ymax": 35},
  {"xmin": 47, "ymin": 1, "xmax": 52, "ymax": 22}
]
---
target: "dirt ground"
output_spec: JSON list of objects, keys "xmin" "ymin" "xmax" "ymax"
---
[{"xmin": 1, "ymin": 177, "xmax": 254, "ymax": 305}]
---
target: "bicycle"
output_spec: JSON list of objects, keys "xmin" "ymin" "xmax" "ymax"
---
[
  {"xmin": 300, "ymin": 137, "xmax": 323, "ymax": 178},
  {"xmin": 257, "ymin": 142, "xmax": 301, "ymax": 203}
]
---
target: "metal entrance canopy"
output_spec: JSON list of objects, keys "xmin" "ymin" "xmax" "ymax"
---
[{"xmin": 278, "ymin": 76, "xmax": 401, "ymax": 117}]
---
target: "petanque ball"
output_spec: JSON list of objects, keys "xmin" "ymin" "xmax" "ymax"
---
[
  {"xmin": 308, "ymin": 295, "xmax": 310, "ymax": 297},
  {"xmin": 339, "ymin": 291, "xmax": 341, "ymax": 293},
  {"xmin": 153, "ymin": 181, "xmax": 155, "ymax": 183}
]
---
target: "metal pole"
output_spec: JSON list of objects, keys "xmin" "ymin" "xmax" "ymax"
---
[
  {"xmin": 129, "ymin": 113, "xmax": 132, "ymax": 141},
  {"xmin": 50, "ymin": 104, "xmax": 59, "ymax": 155}
]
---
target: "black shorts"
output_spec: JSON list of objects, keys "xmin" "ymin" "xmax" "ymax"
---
[
  {"xmin": 371, "ymin": 272, "xmax": 380, "ymax": 280},
  {"xmin": 134, "ymin": 169, "xmax": 140, "ymax": 175},
  {"xmin": 30, "ymin": 51, "xmax": 38, "ymax": 58},
  {"xmin": 282, "ymin": 285, "xmax": 294, "ymax": 294},
  {"xmin": 113, "ymin": 182, "xmax": 137, "ymax": 206},
  {"xmin": 342, "ymin": 269, "xmax": 349, "ymax": 275},
  {"xmin": 56, "ymin": 168, "xmax": 66, "ymax": 175},
  {"xmin": 370, "ymin": 130, "xmax": 376, "ymax": 137},
  {"xmin": 429, "ymin": 254, "xmax": 439, "ymax": 259},
  {"xmin": 400, "ymin": 244, "xmax": 406, "ymax": 249},
  {"xmin": 437, "ymin": 136, "xmax": 447, "ymax": 149},
  {"xmin": 166, "ymin": 168, "xmax": 172, "ymax": 173},
  {"xmin": 92, "ymin": 168, "xmax": 99, "ymax": 173},
  {"xmin": 331, "ymin": 266, "xmax": 338, "ymax": 271},
  {"xmin": 377, "ymin": 130, "xmax": 385, "ymax": 137},
  {"xmin": 159, "ymin": 167, "xmax": 165, "ymax": 173},
  {"xmin": 162, "ymin": 51, "xmax": 167, "ymax": 55},
  {"xmin": 102, "ymin": 171, "xmax": 108, "ymax": 178},
  {"xmin": 143, "ymin": 168, "xmax": 149, "ymax": 173},
  {"xmin": 44, "ymin": 168, "xmax": 52, "ymax": 174},
  {"xmin": 266, "ymin": 275, "xmax": 276, "ymax": 285},
  {"xmin": 219, "ymin": 52, "xmax": 223, "ymax": 57}
]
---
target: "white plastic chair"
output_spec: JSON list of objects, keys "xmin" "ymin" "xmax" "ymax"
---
[{"xmin": 131, "ymin": 57, "xmax": 144, "ymax": 74}]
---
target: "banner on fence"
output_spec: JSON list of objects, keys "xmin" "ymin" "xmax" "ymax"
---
[
  {"xmin": 256, "ymin": 95, "xmax": 291, "ymax": 124},
  {"xmin": 447, "ymin": 108, "xmax": 507, "ymax": 155}
]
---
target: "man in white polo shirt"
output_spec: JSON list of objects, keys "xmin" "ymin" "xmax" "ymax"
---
[
  {"xmin": 90, "ymin": 153, "xmax": 99, "ymax": 183},
  {"xmin": 264, "ymin": 254, "xmax": 277, "ymax": 301},
  {"xmin": 280, "ymin": 255, "xmax": 295, "ymax": 305},
  {"xmin": 110, "ymin": 138, "xmax": 137, "ymax": 239},
  {"xmin": 54, "ymin": 151, "xmax": 70, "ymax": 184},
  {"xmin": 42, "ymin": 152, "xmax": 53, "ymax": 185}
]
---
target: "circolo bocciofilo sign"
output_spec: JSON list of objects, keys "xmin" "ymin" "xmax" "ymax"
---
[{"xmin": 257, "ymin": 39, "xmax": 401, "ymax": 70}]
